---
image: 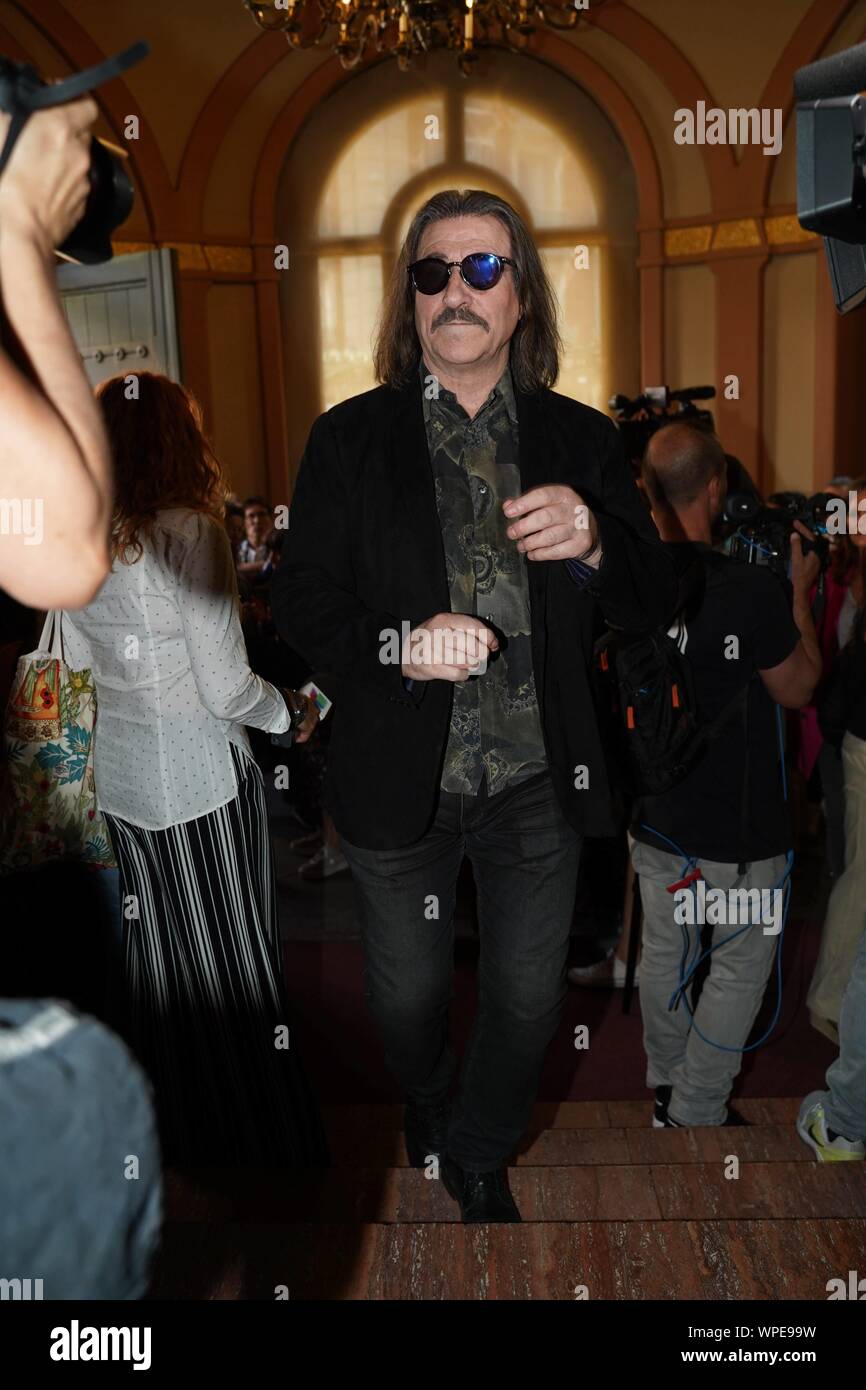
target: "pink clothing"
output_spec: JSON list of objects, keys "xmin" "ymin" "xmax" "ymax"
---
[{"xmin": 795, "ymin": 570, "xmax": 851, "ymax": 781}]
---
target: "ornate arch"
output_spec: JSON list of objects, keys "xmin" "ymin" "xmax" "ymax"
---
[
  {"xmin": 176, "ymin": 34, "xmax": 287, "ymax": 239},
  {"xmin": 251, "ymin": 34, "xmax": 663, "ymax": 239},
  {"xmin": 591, "ymin": 1, "xmax": 730, "ymax": 210}
]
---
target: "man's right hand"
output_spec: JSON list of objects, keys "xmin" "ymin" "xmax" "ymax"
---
[
  {"xmin": 0, "ymin": 96, "xmax": 98, "ymax": 254},
  {"xmin": 401, "ymin": 613, "xmax": 499, "ymax": 683}
]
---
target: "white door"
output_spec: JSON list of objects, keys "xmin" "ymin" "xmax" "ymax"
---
[{"xmin": 56, "ymin": 248, "xmax": 181, "ymax": 389}]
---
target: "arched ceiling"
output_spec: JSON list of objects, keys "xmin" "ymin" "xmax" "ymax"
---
[{"xmin": 1, "ymin": 0, "xmax": 865, "ymax": 242}]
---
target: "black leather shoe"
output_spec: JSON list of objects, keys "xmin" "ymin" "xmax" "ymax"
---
[
  {"xmin": 723, "ymin": 1107, "xmax": 750, "ymax": 1127},
  {"xmin": 441, "ymin": 1157, "xmax": 522, "ymax": 1223},
  {"xmin": 404, "ymin": 1097, "xmax": 452, "ymax": 1168}
]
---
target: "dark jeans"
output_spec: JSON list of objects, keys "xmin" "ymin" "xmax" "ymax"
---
[{"xmin": 341, "ymin": 770, "xmax": 582, "ymax": 1169}]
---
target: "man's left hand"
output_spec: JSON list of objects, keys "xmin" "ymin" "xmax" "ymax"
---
[{"xmin": 503, "ymin": 486, "xmax": 601, "ymax": 563}]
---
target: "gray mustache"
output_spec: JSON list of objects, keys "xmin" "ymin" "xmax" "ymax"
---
[{"xmin": 433, "ymin": 310, "xmax": 488, "ymax": 330}]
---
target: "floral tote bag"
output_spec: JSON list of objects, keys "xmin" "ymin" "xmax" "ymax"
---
[{"xmin": 1, "ymin": 611, "xmax": 115, "ymax": 872}]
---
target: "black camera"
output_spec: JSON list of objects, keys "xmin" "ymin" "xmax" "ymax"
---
[
  {"xmin": 796, "ymin": 39, "xmax": 866, "ymax": 312},
  {"xmin": 609, "ymin": 384, "xmax": 716, "ymax": 467},
  {"xmin": 0, "ymin": 41, "xmax": 149, "ymax": 264},
  {"xmin": 723, "ymin": 489, "xmax": 836, "ymax": 578}
]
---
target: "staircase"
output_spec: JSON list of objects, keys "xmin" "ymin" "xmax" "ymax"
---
[{"xmin": 151, "ymin": 1098, "xmax": 866, "ymax": 1299}]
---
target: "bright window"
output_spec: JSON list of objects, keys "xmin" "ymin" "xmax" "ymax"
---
[{"xmin": 313, "ymin": 82, "xmax": 608, "ymax": 412}]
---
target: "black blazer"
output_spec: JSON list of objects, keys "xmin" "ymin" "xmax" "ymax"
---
[{"xmin": 271, "ymin": 377, "xmax": 677, "ymax": 849}]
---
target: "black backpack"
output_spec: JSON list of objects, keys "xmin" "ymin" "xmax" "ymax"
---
[{"xmin": 594, "ymin": 550, "xmax": 749, "ymax": 798}]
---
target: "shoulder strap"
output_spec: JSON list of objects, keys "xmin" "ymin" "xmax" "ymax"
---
[
  {"xmin": 0, "ymin": 42, "xmax": 149, "ymax": 176},
  {"xmin": 737, "ymin": 685, "xmax": 752, "ymax": 875},
  {"xmin": 37, "ymin": 610, "xmax": 64, "ymax": 659}
]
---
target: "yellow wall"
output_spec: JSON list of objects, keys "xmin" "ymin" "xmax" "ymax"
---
[
  {"xmin": 663, "ymin": 265, "xmax": 715, "ymax": 392},
  {"xmin": 205, "ymin": 285, "xmax": 267, "ymax": 499},
  {"xmin": 763, "ymin": 254, "xmax": 817, "ymax": 496}
]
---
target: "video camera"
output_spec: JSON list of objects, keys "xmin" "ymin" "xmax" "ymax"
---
[
  {"xmin": 796, "ymin": 39, "xmax": 866, "ymax": 312},
  {"xmin": 0, "ymin": 40, "xmax": 149, "ymax": 264},
  {"xmin": 723, "ymin": 489, "xmax": 837, "ymax": 579},
  {"xmin": 609, "ymin": 384, "xmax": 716, "ymax": 467}
]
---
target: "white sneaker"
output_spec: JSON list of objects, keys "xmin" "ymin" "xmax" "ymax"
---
[
  {"xmin": 568, "ymin": 951, "xmax": 639, "ymax": 989},
  {"xmin": 797, "ymin": 1091, "xmax": 865, "ymax": 1162},
  {"xmin": 298, "ymin": 845, "xmax": 349, "ymax": 881}
]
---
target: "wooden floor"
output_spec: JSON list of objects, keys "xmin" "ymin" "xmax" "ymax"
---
[{"xmin": 149, "ymin": 1099, "xmax": 866, "ymax": 1300}]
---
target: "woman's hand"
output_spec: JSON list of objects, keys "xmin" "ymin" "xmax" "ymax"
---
[
  {"xmin": 284, "ymin": 690, "xmax": 319, "ymax": 744},
  {"xmin": 0, "ymin": 96, "xmax": 98, "ymax": 255}
]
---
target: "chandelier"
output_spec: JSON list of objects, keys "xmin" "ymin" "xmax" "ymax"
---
[{"xmin": 244, "ymin": 0, "xmax": 605, "ymax": 75}]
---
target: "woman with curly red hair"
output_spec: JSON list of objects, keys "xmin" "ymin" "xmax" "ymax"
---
[{"xmin": 61, "ymin": 372, "xmax": 327, "ymax": 1167}]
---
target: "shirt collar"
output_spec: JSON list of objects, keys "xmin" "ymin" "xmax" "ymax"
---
[{"xmin": 419, "ymin": 355, "xmax": 518, "ymax": 427}]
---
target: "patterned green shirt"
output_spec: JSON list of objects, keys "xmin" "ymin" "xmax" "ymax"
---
[{"xmin": 420, "ymin": 357, "xmax": 548, "ymax": 796}]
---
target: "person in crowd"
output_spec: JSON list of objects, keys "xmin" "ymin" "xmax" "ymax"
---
[
  {"xmin": 0, "ymin": 99, "xmax": 113, "ymax": 610},
  {"xmin": 236, "ymin": 496, "xmax": 276, "ymax": 580},
  {"xmin": 295, "ymin": 808, "xmax": 348, "ymax": 881},
  {"xmin": 798, "ymin": 922, "xmax": 866, "ymax": 1161},
  {"xmin": 60, "ymin": 372, "xmax": 327, "ymax": 1168},
  {"xmin": 570, "ymin": 444, "xmax": 766, "ymax": 993},
  {"xmin": 272, "ymin": 187, "xmax": 676, "ymax": 1221},
  {"xmin": 813, "ymin": 481, "xmax": 862, "ymax": 882},
  {"xmin": 786, "ymin": 477, "xmax": 860, "ymax": 862},
  {"xmin": 808, "ymin": 491, "xmax": 866, "ymax": 1043},
  {"xmin": 224, "ymin": 497, "xmax": 246, "ymax": 553},
  {"xmin": 568, "ymin": 858, "xmax": 641, "ymax": 989},
  {"xmin": 836, "ymin": 481, "xmax": 865, "ymax": 646},
  {"xmin": 633, "ymin": 423, "xmax": 821, "ymax": 1128}
]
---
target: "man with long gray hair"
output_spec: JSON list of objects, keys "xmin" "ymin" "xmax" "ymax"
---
[{"xmin": 272, "ymin": 188, "xmax": 675, "ymax": 1221}]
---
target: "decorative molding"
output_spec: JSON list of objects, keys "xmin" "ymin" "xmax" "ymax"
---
[
  {"xmin": 112, "ymin": 241, "xmax": 254, "ymax": 275},
  {"xmin": 161, "ymin": 242, "xmax": 209, "ymax": 271},
  {"xmin": 664, "ymin": 225, "xmax": 713, "ymax": 258},
  {"xmin": 115, "ymin": 211, "xmax": 818, "ymax": 281},
  {"xmin": 712, "ymin": 217, "xmax": 762, "ymax": 251},
  {"xmin": 202, "ymin": 245, "xmax": 255, "ymax": 273},
  {"xmin": 765, "ymin": 214, "xmax": 819, "ymax": 246},
  {"xmin": 663, "ymin": 214, "xmax": 818, "ymax": 261}
]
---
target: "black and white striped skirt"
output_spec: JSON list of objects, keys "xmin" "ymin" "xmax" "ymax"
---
[{"xmin": 104, "ymin": 744, "xmax": 327, "ymax": 1168}]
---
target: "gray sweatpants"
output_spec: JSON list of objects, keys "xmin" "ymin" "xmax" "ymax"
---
[
  {"xmin": 808, "ymin": 731, "xmax": 866, "ymax": 1032},
  {"xmin": 630, "ymin": 838, "xmax": 788, "ymax": 1126}
]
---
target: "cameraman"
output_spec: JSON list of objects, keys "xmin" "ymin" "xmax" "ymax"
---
[
  {"xmin": 0, "ymin": 96, "xmax": 112, "ymax": 609},
  {"xmin": 632, "ymin": 423, "xmax": 821, "ymax": 1128}
]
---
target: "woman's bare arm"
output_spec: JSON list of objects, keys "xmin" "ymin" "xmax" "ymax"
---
[{"xmin": 0, "ymin": 97, "xmax": 113, "ymax": 610}]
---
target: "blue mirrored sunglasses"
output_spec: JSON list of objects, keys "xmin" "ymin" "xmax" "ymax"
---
[{"xmin": 408, "ymin": 252, "xmax": 517, "ymax": 295}]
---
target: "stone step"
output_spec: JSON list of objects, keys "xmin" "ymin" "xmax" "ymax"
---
[
  {"xmin": 318, "ymin": 1121, "xmax": 808, "ymax": 1167},
  {"xmin": 164, "ymin": 1158, "xmax": 866, "ymax": 1224},
  {"xmin": 148, "ymin": 1216, "xmax": 866, "ymax": 1300},
  {"xmin": 323, "ymin": 1096, "xmax": 801, "ymax": 1137}
]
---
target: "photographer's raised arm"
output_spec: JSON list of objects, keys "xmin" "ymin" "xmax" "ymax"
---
[
  {"xmin": 758, "ymin": 530, "xmax": 823, "ymax": 709},
  {"xmin": 0, "ymin": 99, "xmax": 113, "ymax": 610}
]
